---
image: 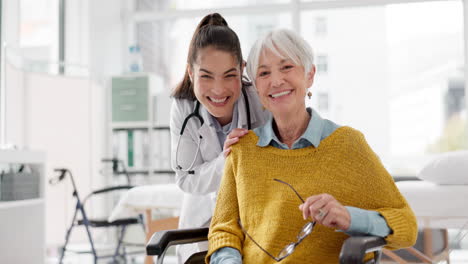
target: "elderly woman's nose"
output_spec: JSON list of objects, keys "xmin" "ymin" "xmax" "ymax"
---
[{"xmin": 271, "ymin": 71, "xmax": 285, "ymax": 87}]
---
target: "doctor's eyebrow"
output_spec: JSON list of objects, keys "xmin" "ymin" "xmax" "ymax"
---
[
  {"xmin": 200, "ymin": 69, "xmax": 213, "ymax": 74},
  {"xmin": 199, "ymin": 68, "xmax": 238, "ymax": 75},
  {"xmin": 223, "ymin": 68, "xmax": 238, "ymax": 74}
]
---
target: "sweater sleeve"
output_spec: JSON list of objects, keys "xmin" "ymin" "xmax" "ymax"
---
[
  {"xmin": 348, "ymin": 129, "xmax": 418, "ymax": 250},
  {"xmin": 206, "ymin": 154, "xmax": 244, "ymax": 263}
]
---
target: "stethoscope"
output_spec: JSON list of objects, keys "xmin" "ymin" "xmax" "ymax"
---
[{"xmin": 175, "ymin": 88, "xmax": 251, "ymax": 174}]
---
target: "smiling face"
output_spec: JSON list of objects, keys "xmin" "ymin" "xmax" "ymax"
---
[
  {"xmin": 188, "ymin": 46, "xmax": 243, "ymax": 126},
  {"xmin": 255, "ymin": 48, "xmax": 315, "ymax": 117}
]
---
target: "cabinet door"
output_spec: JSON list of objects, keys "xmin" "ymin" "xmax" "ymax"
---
[{"xmin": 112, "ymin": 76, "xmax": 149, "ymax": 122}]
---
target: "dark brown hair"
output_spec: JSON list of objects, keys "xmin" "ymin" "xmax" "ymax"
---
[{"xmin": 172, "ymin": 13, "xmax": 246, "ymax": 100}]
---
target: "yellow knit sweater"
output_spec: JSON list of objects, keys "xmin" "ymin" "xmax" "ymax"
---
[{"xmin": 207, "ymin": 127, "xmax": 417, "ymax": 264}]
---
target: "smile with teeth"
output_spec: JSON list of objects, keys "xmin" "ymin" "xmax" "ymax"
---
[
  {"xmin": 270, "ymin": 90, "xmax": 292, "ymax": 98},
  {"xmin": 208, "ymin": 96, "xmax": 228, "ymax": 103}
]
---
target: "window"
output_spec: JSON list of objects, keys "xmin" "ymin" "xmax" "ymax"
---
[
  {"xmin": 317, "ymin": 93, "xmax": 329, "ymax": 112},
  {"xmin": 301, "ymin": 1, "xmax": 465, "ymax": 175},
  {"xmin": 165, "ymin": 0, "xmax": 289, "ymax": 10},
  {"xmin": 315, "ymin": 16, "xmax": 327, "ymax": 36},
  {"xmin": 316, "ymin": 54, "xmax": 328, "ymax": 73},
  {"xmin": 19, "ymin": 0, "xmax": 59, "ymax": 73},
  {"xmin": 136, "ymin": 13, "xmax": 292, "ymax": 89},
  {"xmin": 133, "ymin": 0, "xmax": 466, "ymax": 176}
]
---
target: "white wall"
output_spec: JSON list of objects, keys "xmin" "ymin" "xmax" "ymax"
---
[
  {"xmin": 465, "ymin": 0, "xmax": 468, "ymax": 123},
  {"xmin": 1, "ymin": 0, "xmax": 123, "ymax": 248},
  {"xmin": 24, "ymin": 71, "xmax": 96, "ymax": 245},
  {"xmin": 5, "ymin": 62, "xmax": 26, "ymax": 147},
  {"xmin": 3, "ymin": 0, "xmax": 22, "ymax": 147},
  {"xmin": 3, "ymin": 60, "xmax": 107, "ymax": 249}
]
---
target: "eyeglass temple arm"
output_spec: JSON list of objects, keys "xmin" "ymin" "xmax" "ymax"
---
[
  {"xmin": 339, "ymin": 236, "xmax": 387, "ymax": 264},
  {"xmin": 273, "ymin": 178, "xmax": 305, "ymax": 203},
  {"xmin": 238, "ymin": 219, "xmax": 281, "ymax": 261}
]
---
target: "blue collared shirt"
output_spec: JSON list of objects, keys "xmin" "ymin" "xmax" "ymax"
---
[
  {"xmin": 211, "ymin": 108, "xmax": 391, "ymax": 264},
  {"xmin": 255, "ymin": 108, "xmax": 338, "ymax": 149},
  {"xmin": 210, "ymin": 102, "xmax": 240, "ymax": 150}
]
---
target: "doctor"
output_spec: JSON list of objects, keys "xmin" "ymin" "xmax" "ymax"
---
[{"xmin": 169, "ymin": 13, "xmax": 269, "ymax": 263}]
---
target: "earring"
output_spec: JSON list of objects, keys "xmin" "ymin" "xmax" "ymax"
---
[{"xmin": 307, "ymin": 91, "xmax": 312, "ymax": 99}]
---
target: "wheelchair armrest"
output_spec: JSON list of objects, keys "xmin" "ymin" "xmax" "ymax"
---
[
  {"xmin": 339, "ymin": 236, "xmax": 386, "ymax": 264},
  {"xmin": 146, "ymin": 227, "xmax": 209, "ymax": 256}
]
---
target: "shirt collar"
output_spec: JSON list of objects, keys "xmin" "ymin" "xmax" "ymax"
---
[
  {"xmin": 209, "ymin": 102, "xmax": 239, "ymax": 134},
  {"xmin": 305, "ymin": 107, "xmax": 326, "ymax": 147},
  {"xmin": 254, "ymin": 107, "xmax": 325, "ymax": 148}
]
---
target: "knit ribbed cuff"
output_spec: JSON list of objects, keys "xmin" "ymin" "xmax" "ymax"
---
[{"xmin": 378, "ymin": 208, "xmax": 418, "ymax": 249}]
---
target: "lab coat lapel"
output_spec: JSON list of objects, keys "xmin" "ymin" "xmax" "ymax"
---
[
  {"xmin": 197, "ymin": 107, "xmax": 222, "ymax": 159},
  {"xmin": 237, "ymin": 88, "xmax": 259, "ymax": 129}
]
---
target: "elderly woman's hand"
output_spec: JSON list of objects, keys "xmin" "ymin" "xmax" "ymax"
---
[
  {"xmin": 223, "ymin": 128, "xmax": 249, "ymax": 157},
  {"xmin": 299, "ymin": 194, "xmax": 351, "ymax": 231}
]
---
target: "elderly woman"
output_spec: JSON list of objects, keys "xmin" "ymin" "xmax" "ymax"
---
[{"xmin": 206, "ymin": 29, "xmax": 417, "ymax": 264}]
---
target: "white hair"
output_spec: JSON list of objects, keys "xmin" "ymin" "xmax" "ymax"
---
[{"xmin": 246, "ymin": 29, "xmax": 314, "ymax": 82}]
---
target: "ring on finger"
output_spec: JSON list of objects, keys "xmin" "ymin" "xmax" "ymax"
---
[{"xmin": 317, "ymin": 208, "xmax": 327, "ymax": 219}]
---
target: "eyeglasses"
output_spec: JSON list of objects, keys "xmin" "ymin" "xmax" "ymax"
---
[{"xmin": 238, "ymin": 178, "xmax": 315, "ymax": 262}]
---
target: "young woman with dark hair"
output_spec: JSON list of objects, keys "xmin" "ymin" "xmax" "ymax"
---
[{"xmin": 169, "ymin": 13, "xmax": 269, "ymax": 263}]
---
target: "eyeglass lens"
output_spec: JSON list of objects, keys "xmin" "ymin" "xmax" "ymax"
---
[
  {"xmin": 278, "ymin": 243, "xmax": 296, "ymax": 259},
  {"xmin": 298, "ymin": 222, "xmax": 314, "ymax": 239}
]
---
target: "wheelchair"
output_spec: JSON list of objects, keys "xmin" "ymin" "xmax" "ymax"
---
[{"xmin": 145, "ymin": 227, "xmax": 387, "ymax": 264}]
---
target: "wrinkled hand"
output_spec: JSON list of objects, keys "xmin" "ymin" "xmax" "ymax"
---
[
  {"xmin": 298, "ymin": 193, "xmax": 351, "ymax": 230},
  {"xmin": 223, "ymin": 128, "xmax": 248, "ymax": 157}
]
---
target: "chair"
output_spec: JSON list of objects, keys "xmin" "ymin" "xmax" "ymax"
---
[
  {"xmin": 145, "ymin": 227, "xmax": 387, "ymax": 264},
  {"xmin": 50, "ymin": 167, "xmax": 145, "ymax": 264}
]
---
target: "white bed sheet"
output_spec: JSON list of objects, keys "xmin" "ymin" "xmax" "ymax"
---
[
  {"xmin": 396, "ymin": 180, "xmax": 468, "ymax": 229},
  {"xmin": 108, "ymin": 184, "xmax": 184, "ymax": 222}
]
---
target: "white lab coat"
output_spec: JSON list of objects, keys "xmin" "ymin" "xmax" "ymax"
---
[{"xmin": 169, "ymin": 85, "xmax": 269, "ymax": 263}]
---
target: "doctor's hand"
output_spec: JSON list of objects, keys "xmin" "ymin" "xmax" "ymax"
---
[
  {"xmin": 223, "ymin": 128, "xmax": 248, "ymax": 157},
  {"xmin": 299, "ymin": 193, "xmax": 351, "ymax": 231}
]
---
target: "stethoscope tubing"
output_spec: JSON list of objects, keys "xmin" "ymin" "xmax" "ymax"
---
[{"xmin": 175, "ymin": 88, "xmax": 251, "ymax": 173}]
